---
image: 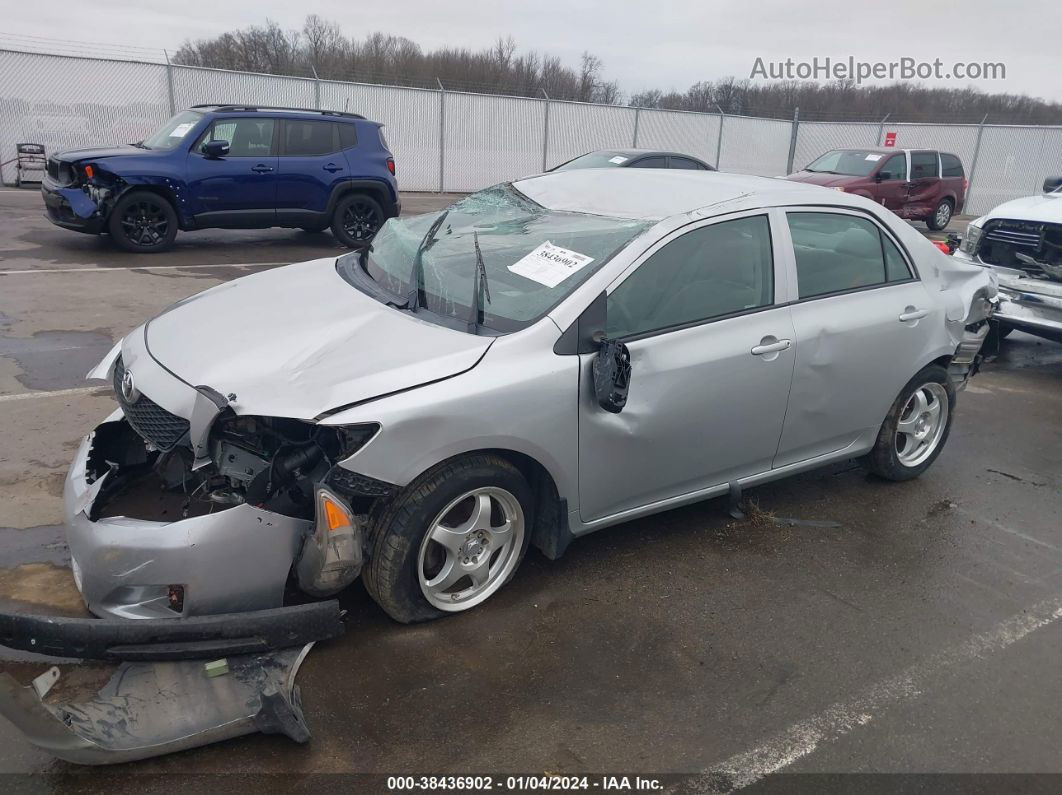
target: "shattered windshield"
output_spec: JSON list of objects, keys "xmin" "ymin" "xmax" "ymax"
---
[
  {"xmin": 140, "ymin": 110, "xmax": 203, "ymax": 150},
  {"xmin": 343, "ymin": 184, "xmax": 650, "ymax": 333}
]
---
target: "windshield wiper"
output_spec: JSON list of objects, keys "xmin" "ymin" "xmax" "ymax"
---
[
  {"xmin": 130, "ymin": 141, "xmax": 150, "ymax": 150},
  {"xmin": 404, "ymin": 210, "xmax": 449, "ymax": 311},
  {"xmin": 467, "ymin": 231, "xmax": 492, "ymax": 335}
]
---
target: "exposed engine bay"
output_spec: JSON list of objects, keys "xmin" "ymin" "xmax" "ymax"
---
[{"xmin": 977, "ymin": 219, "xmax": 1062, "ymax": 281}]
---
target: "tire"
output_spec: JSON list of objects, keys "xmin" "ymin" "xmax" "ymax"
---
[
  {"xmin": 363, "ymin": 454, "xmax": 534, "ymax": 624},
  {"xmin": 107, "ymin": 191, "xmax": 178, "ymax": 253},
  {"xmin": 863, "ymin": 364, "xmax": 956, "ymax": 481},
  {"xmin": 330, "ymin": 193, "xmax": 384, "ymax": 248},
  {"xmin": 926, "ymin": 198, "xmax": 953, "ymax": 231}
]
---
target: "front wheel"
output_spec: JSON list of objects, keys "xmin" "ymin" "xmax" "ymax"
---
[
  {"xmin": 927, "ymin": 199, "xmax": 953, "ymax": 231},
  {"xmin": 363, "ymin": 454, "xmax": 534, "ymax": 623},
  {"xmin": 330, "ymin": 193, "xmax": 384, "ymax": 248},
  {"xmin": 863, "ymin": 364, "xmax": 955, "ymax": 481},
  {"xmin": 107, "ymin": 191, "xmax": 178, "ymax": 252}
]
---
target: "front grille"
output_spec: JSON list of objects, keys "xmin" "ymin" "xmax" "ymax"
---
[
  {"xmin": 113, "ymin": 357, "xmax": 190, "ymax": 451},
  {"xmin": 46, "ymin": 158, "xmax": 74, "ymax": 185},
  {"xmin": 46, "ymin": 158, "xmax": 58, "ymax": 181},
  {"xmin": 983, "ymin": 219, "xmax": 1042, "ymax": 248}
]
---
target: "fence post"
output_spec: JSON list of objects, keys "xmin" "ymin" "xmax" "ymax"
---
[
  {"xmin": 632, "ymin": 107, "xmax": 641, "ymax": 147},
  {"xmin": 876, "ymin": 113, "xmax": 890, "ymax": 147},
  {"xmin": 163, "ymin": 50, "xmax": 176, "ymax": 115},
  {"xmin": 311, "ymin": 66, "xmax": 321, "ymax": 110},
  {"xmin": 786, "ymin": 106, "xmax": 800, "ymax": 174},
  {"xmin": 714, "ymin": 105, "xmax": 725, "ymax": 170},
  {"xmin": 437, "ymin": 78, "xmax": 446, "ymax": 193},
  {"xmin": 541, "ymin": 89, "xmax": 550, "ymax": 172},
  {"xmin": 965, "ymin": 114, "xmax": 989, "ymax": 211}
]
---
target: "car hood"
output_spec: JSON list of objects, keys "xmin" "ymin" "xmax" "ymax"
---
[
  {"xmin": 977, "ymin": 192, "xmax": 1062, "ymax": 225},
  {"xmin": 785, "ymin": 171, "xmax": 862, "ymax": 188},
  {"xmin": 143, "ymin": 257, "xmax": 493, "ymax": 419},
  {"xmin": 54, "ymin": 145, "xmax": 150, "ymax": 163}
]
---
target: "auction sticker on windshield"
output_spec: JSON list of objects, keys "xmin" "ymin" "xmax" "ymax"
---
[
  {"xmin": 608, "ymin": 155, "xmax": 629, "ymax": 164},
  {"xmin": 508, "ymin": 241, "xmax": 595, "ymax": 288}
]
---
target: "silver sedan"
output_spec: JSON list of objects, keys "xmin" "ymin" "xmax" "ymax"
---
[{"xmin": 66, "ymin": 169, "xmax": 996, "ymax": 622}]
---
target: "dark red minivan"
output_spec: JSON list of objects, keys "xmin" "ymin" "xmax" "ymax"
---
[{"xmin": 786, "ymin": 148, "xmax": 967, "ymax": 230}]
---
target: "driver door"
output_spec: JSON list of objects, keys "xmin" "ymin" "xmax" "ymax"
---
[
  {"xmin": 184, "ymin": 116, "xmax": 278, "ymax": 226},
  {"xmin": 577, "ymin": 211, "xmax": 796, "ymax": 523},
  {"xmin": 875, "ymin": 152, "xmax": 909, "ymax": 213}
]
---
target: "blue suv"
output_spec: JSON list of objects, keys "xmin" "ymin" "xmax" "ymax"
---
[{"xmin": 41, "ymin": 104, "xmax": 400, "ymax": 252}]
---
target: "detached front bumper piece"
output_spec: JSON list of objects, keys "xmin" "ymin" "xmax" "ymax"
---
[
  {"xmin": 0, "ymin": 643, "xmax": 316, "ymax": 765},
  {"xmin": 0, "ymin": 600, "xmax": 344, "ymax": 661}
]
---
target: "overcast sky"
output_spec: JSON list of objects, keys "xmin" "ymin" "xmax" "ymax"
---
[{"xmin": 3, "ymin": 0, "xmax": 1060, "ymax": 102}]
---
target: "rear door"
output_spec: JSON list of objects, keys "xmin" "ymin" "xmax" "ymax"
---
[
  {"xmin": 276, "ymin": 119, "xmax": 348, "ymax": 223},
  {"xmin": 904, "ymin": 151, "xmax": 941, "ymax": 219},
  {"xmin": 577, "ymin": 211, "xmax": 796, "ymax": 521},
  {"xmin": 184, "ymin": 117, "xmax": 277, "ymax": 224},
  {"xmin": 773, "ymin": 209, "xmax": 937, "ymax": 466}
]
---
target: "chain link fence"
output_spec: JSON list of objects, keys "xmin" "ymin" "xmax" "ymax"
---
[{"xmin": 3, "ymin": 47, "xmax": 1062, "ymax": 215}]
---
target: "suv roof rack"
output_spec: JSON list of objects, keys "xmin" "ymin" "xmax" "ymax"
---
[{"xmin": 190, "ymin": 104, "xmax": 365, "ymax": 120}]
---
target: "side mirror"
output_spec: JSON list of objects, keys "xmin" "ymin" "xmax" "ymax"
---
[
  {"xmin": 876, "ymin": 171, "xmax": 891, "ymax": 182},
  {"xmin": 591, "ymin": 332, "xmax": 631, "ymax": 413},
  {"xmin": 202, "ymin": 140, "xmax": 230, "ymax": 159},
  {"xmin": 1043, "ymin": 176, "xmax": 1062, "ymax": 194}
]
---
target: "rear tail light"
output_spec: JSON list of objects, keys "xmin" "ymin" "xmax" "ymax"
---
[
  {"xmin": 386, "ymin": 157, "xmax": 395, "ymax": 175},
  {"xmin": 963, "ymin": 177, "xmax": 969, "ymax": 193}
]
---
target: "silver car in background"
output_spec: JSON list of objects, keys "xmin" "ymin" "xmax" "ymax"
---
[{"xmin": 66, "ymin": 169, "xmax": 995, "ymax": 623}]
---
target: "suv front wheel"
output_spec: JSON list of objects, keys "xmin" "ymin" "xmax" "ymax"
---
[
  {"xmin": 331, "ymin": 193, "xmax": 384, "ymax": 247},
  {"xmin": 107, "ymin": 191, "xmax": 178, "ymax": 253}
]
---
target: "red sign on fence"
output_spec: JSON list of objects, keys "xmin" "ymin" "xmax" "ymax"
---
[{"xmin": 884, "ymin": 131, "xmax": 897, "ymax": 147}]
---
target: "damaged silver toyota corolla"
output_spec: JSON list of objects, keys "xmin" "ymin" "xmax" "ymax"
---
[{"xmin": 65, "ymin": 169, "xmax": 996, "ymax": 624}]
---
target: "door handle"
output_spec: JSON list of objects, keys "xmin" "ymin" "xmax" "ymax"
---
[
  {"xmin": 898, "ymin": 308, "xmax": 929, "ymax": 322},
  {"xmin": 323, "ymin": 163, "xmax": 344, "ymax": 173},
  {"xmin": 751, "ymin": 338, "xmax": 792, "ymax": 356},
  {"xmin": 251, "ymin": 164, "xmax": 273, "ymax": 173}
]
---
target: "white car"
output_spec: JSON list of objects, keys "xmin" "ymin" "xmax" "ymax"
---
[{"xmin": 955, "ymin": 177, "xmax": 1062, "ymax": 343}]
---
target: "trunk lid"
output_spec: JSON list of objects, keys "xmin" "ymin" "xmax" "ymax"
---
[{"xmin": 144, "ymin": 258, "xmax": 493, "ymax": 419}]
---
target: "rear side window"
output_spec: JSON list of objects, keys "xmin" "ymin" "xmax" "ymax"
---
[
  {"xmin": 338, "ymin": 123, "xmax": 357, "ymax": 150},
  {"xmin": 196, "ymin": 118, "xmax": 274, "ymax": 157},
  {"xmin": 911, "ymin": 152, "xmax": 939, "ymax": 179},
  {"xmin": 788, "ymin": 212, "xmax": 911, "ymax": 299},
  {"xmin": 607, "ymin": 215, "xmax": 773, "ymax": 338},
  {"xmin": 670, "ymin": 156, "xmax": 705, "ymax": 170},
  {"xmin": 940, "ymin": 153, "xmax": 964, "ymax": 177},
  {"xmin": 630, "ymin": 156, "xmax": 668, "ymax": 169},
  {"xmin": 283, "ymin": 120, "xmax": 338, "ymax": 156}
]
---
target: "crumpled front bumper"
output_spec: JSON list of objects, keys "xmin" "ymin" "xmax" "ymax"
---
[
  {"xmin": 955, "ymin": 252, "xmax": 1062, "ymax": 343},
  {"xmin": 66, "ymin": 410, "xmax": 312, "ymax": 619}
]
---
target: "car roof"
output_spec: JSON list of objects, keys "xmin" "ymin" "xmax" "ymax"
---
[
  {"xmin": 513, "ymin": 169, "xmax": 845, "ymax": 221},
  {"xmin": 191, "ymin": 105, "xmax": 378, "ymax": 125},
  {"xmin": 596, "ymin": 148, "xmax": 702, "ymax": 159}
]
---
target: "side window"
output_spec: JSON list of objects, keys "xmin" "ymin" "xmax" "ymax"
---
[
  {"xmin": 196, "ymin": 118, "xmax": 274, "ymax": 157},
  {"xmin": 338, "ymin": 123, "xmax": 357, "ymax": 150},
  {"xmin": 283, "ymin": 120, "xmax": 338, "ymax": 156},
  {"xmin": 940, "ymin": 153, "xmax": 964, "ymax": 177},
  {"xmin": 882, "ymin": 234, "xmax": 913, "ymax": 282},
  {"xmin": 630, "ymin": 156, "xmax": 668, "ymax": 169},
  {"xmin": 911, "ymin": 152, "xmax": 939, "ymax": 179},
  {"xmin": 880, "ymin": 154, "xmax": 907, "ymax": 180},
  {"xmin": 607, "ymin": 215, "xmax": 773, "ymax": 338},
  {"xmin": 669, "ymin": 157, "xmax": 705, "ymax": 170},
  {"xmin": 788, "ymin": 212, "xmax": 890, "ymax": 298}
]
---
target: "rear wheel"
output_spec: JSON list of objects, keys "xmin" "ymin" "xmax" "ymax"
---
[
  {"xmin": 364, "ymin": 454, "xmax": 534, "ymax": 623},
  {"xmin": 331, "ymin": 193, "xmax": 384, "ymax": 248},
  {"xmin": 863, "ymin": 364, "xmax": 955, "ymax": 481},
  {"xmin": 108, "ymin": 191, "xmax": 178, "ymax": 252},
  {"xmin": 927, "ymin": 198, "xmax": 953, "ymax": 231}
]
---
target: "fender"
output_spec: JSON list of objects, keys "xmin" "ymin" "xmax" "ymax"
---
[{"xmin": 326, "ymin": 178, "xmax": 399, "ymax": 217}]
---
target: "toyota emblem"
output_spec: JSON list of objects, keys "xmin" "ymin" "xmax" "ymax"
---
[{"xmin": 120, "ymin": 368, "xmax": 140, "ymax": 403}]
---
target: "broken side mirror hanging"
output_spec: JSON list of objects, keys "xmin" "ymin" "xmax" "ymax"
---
[{"xmin": 592, "ymin": 331, "xmax": 631, "ymax": 413}]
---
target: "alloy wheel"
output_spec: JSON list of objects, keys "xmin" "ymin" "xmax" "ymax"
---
[
  {"xmin": 935, "ymin": 202, "xmax": 952, "ymax": 228},
  {"xmin": 342, "ymin": 200, "xmax": 382, "ymax": 241},
  {"xmin": 120, "ymin": 199, "xmax": 169, "ymax": 248},
  {"xmin": 417, "ymin": 487, "xmax": 524, "ymax": 611},
  {"xmin": 895, "ymin": 382, "xmax": 949, "ymax": 467}
]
